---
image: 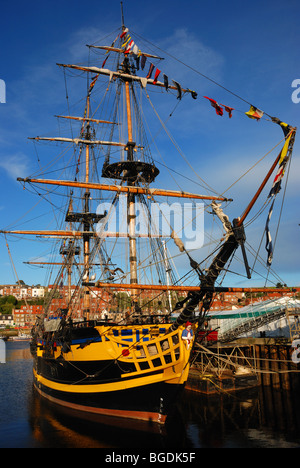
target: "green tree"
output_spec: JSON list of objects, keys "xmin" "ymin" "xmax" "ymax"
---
[{"xmin": 0, "ymin": 295, "xmax": 17, "ymax": 314}]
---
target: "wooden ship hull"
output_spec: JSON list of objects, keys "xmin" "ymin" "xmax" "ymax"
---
[
  {"xmin": 1, "ymin": 3, "xmax": 296, "ymax": 429},
  {"xmin": 31, "ymin": 321, "xmax": 192, "ymax": 424}
]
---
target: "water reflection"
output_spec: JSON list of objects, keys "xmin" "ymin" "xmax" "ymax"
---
[
  {"xmin": 28, "ymin": 387, "xmax": 188, "ymax": 448},
  {"xmin": 1, "ymin": 342, "xmax": 300, "ymax": 448},
  {"xmin": 27, "ymin": 382, "xmax": 300, "ymax": 448},
  {"xmin": 177, "ymin": 385, "xmax": 300, "ymax": 448},
  {"xmin": 6, "ymin": 344, "xmax": 31, "ymax": 362}
]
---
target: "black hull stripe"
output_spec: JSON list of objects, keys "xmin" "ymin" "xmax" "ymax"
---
[
  {"xmin": 33, "ymin": 376, "xmax": 183, "ymax": 424},
  {"xmin": 35, "ymin": 357, "xmax": 162, "ymax": 385},
  {"xmin": 34, "ymin": 383, "xmax": 166, "ymax": 424}
]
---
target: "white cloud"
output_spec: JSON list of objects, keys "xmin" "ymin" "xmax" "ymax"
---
[
  {"xmin": 160, "ymin": 28, "xmax": 224, "ymax": 85},
  {"xmin": 0, "ymin": 153, "xmax": 30, "ymax": 180},
  {"xmin": 64, "ymin": 26, "xmax": 115, "ymax": 61}
]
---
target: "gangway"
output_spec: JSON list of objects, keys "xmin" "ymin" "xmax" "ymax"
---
[{"xmin": 208, "ymin": 298, "xmax": 300, "ymax": 343}]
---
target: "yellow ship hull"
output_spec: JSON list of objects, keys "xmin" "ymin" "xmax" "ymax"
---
[{"xmin": 32, "ymin": 321, "xmax": 194, "ymax": 424}]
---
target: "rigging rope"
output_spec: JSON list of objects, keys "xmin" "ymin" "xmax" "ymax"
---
[
  {"xmin": 144, "ymin": 89, "xmax": 221, "ymax": 197},
  {"xmin": 221, "ymin": 135, "xmax": 288, "ymax": 196},
  {"xmin": 264, "ymin": 153, "xmax": 293, "ymax": 288},
  {"xmin": 131, "ymin": 29, "xmax": 274, "ymax": 119},
  {"xmin": 4, "ymin": 235, "xmax": 29, "ymax": 309}
]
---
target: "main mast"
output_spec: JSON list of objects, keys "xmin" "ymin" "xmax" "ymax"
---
[
  {"xmin": 83, "ymin": 95, "xmax": 91, "ymax": 318},
  {"xmin": 123, "ymin": 55, "xmax": 138, "ymax": 306},
  {"xmin": 119, "ymin": 5, "xmax": 138, "ymax": 307}
]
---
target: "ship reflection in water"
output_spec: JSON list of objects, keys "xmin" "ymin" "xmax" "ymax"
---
[
  {"xmin": 28, "ymin": 388, "xmax": 187, "ymax": 448},
  {"xmin": 1, "ymin": 342, "xmax": 300, "ymax": 448},
  {"xmin": 28, "ymin": 384, "xmax": 300, "ymax": 448}
]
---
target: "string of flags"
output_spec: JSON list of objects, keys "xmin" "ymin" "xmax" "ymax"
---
[
  {"xmin": 99, "ymin": 28, "xmax": 275, "ymax": 123},
  {"xmin": 200, "ymin": 97, "xmax": 295, "ymax": 268},
  {"xmin": 92, "ymin": 27, "xmax": 297, "ymax": 132},
  {"xmin": 264, "ymin": 123, "xmax": 295, "ymax": 266},
  {"xmin": 203, "ymin": 98, "xmax": 267, "ymax": 121},
  {"xmin": 118, "ymin": 33, "xmax": 296, "ymax": 270},
  {"xmin": 88, "ymin": 28, "xmax": 297, "ymax": 269},
  {"xmin": 118, "ymin": 30, "xmax": 269, "ymax": 119},
  {"xmin": 203, "ymin": 97, "xmax": 235, "ymax": 118},
  {"xmin": 117, "ymin": 29, "xmax": 196, "ymax": 100}
]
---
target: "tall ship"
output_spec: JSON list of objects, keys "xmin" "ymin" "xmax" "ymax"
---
[{"xmin": 0, "ymin": 7, "xmax": 296, "ymax": 425}]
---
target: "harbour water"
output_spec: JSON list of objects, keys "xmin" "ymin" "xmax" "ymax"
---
[{"xmin": 1, "ymin": 340, "xmax": 300, "ymax": 449}]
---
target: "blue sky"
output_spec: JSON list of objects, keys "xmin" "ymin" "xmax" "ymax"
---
[{"xmin": 0, "ymin": 0, "xmax": 299, "ymax": 288}]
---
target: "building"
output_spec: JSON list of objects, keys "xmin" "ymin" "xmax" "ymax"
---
[
  {"xmin": 13, "ymin": 305, "xmax": 44, "ymax": 329},
  {"xmin": 0, "ymin": 314, "xmax": 14, "ymax": 328},
  {"xmin": 0, "ymin": 284, "xmax": 45, "ymax": 300},
  {"xmin": 0, "ymin": 285, "xmax": 21, "ymax": 299},
  {"xmin": 47, "ymin": 285, "xmax": 111, "ymax": 318}
]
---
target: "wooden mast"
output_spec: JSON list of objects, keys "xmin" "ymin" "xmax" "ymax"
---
[
  {"xmin": 66, "ymin": 197, "xmax": 73, "ymax": 303},
  {"xmin": 93, "ymin": 281, "xmax": 299, "ymax": 294},
  {"xmin": 57, "ymin": 63, "xmax": 195, "ymax": 96},
  {"xmin": 237, "ymin": 128, "xmax": 296, "ymax": 227},
  {"xmin": 17, "ymin": 177, "xmax": 229, "ymax": 202},
  {"xmin": 125, "ymin": 75, "xmax": 138, "ymax": 304},
  {"xmin": 120, "ymin": 3, "xmax": 138, "ymax": 307},
  {"xmin": 83, "ymin": 95, "xmax": 91, "ymax": 319}
]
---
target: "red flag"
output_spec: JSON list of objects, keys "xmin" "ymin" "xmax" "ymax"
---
[
  {"xmin": 120, "ymin": 28, "xmax": 129, "ymax": 39},
  {"xmin": 204, "ymin": 96, "xmax": 223, "ymax": 116},
  {"xmin": 153, "ymin": 68, "xmax": 161, "ymax": 84},
  {"xmin": 221, "ymin": 104, "xmax": 234, "ymax": 118},
  {"xmin": 125, "ymin": 39, "xmax": 134, "ymax": 54}
]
